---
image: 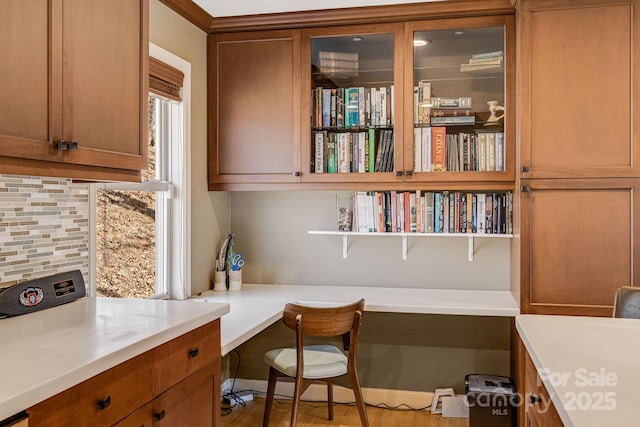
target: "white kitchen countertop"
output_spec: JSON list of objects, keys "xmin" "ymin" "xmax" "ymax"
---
[
  {"xmin": 0, "ymin": 297, "xmax": 229, "ymax": 421},
  {"xmin": 193, "ymin": 283, "xmax": 519, "ymax": 355},
  {"xmin": 516, "ymin": 314, "xmax": 640, "ymax": 427}
]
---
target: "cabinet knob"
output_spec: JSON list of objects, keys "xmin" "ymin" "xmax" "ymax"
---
[
  {"xmin": 530, "ymin": 394, "xmax": 542, "ymax": 405},
  {"xmin": 395, "ymin": 171, "xmax": 403, "ymax": 177},
  {"xmin": 293, "ymin": 171, "xmax": 301, "ymax": 177},
  {"xmin": 189, "ymin": 347, "xmax": 199, "ymax": 358},
  {"xmin": 521, "ymin": 186, "xmax": 531, "ymax": 193},
  {"xmin": 97, "ymin": 396, "xmax": 111, "ymax": 410},
  {"xmin": 404, "ymin": 170, "xmax": 413, "ymax": 176},
  {"xmin": 69, "ymin": 140, "xmax": 79, "ymax": 150},
  {"xmin": 154, "ymin": 409, "xmax": 166, "ymax": 420},
  {"xmin": 521, "ymin": 166, "xmax": 530, "ymax": 173}
]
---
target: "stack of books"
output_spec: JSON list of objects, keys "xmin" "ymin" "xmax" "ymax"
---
[
  {"xmin": 318, "ymin": 51, "xmax": 359, "ymax": 78},
  {"xmin": 460, "ymin": 50, "xmax": 504, "ymax": 74}
]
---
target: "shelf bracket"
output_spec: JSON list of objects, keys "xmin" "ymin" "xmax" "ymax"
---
[
  {"xmin": 468, "ymin": 236, "xmax": 474, "ymax": 262},
  {"xmin": 342, "ymin": 233, "xmax": 348, "ymax": 259},
  {"xmin": 402, "ymin": 234, "xmax": 408, "ymax": 261}
]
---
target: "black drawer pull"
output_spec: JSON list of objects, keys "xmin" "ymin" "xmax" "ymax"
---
[
  {"xmin": 189, "ymin": 347, "xmax": 199, "ymax": 358},
  {"xmin": 154, "ymin": 409, "xmax": 166, "ymax": 420},
  {"xmin": 530, "ymin": 394, "xmax": 542, "ymax": 405},
  {"xmin": 522, "ymin": 166, "xmax": 530, "ymax": 172},
  {"xmin": 97, "ymin": 395, "xmax": 111, "ymax": 410}
]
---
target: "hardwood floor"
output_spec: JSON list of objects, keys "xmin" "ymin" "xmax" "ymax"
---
[{"xmin": 220, "ymin": 397, "xmax": 470, "ymax": 427}]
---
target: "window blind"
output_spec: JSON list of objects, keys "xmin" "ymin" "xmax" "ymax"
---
[{"xmin": 149, "ymin": 57, "xmax": 184, "ymax": 102}]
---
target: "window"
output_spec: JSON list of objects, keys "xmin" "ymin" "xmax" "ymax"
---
[{"xmin": 89, "ymin": 44, "xmax": 191, "ymax": 300}]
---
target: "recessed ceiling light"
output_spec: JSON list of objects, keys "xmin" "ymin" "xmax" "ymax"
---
[
  {"xmin": 353, "ymin": 36, "xmax": 363, "ymax": 42},
  {"xmin": 413, "ymin": 39, "xmax": 431, "ymax": 47}
]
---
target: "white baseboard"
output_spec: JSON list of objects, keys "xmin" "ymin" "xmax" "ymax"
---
[{"xmin": 222, "ymin": 378, "xmax": 438, "ymax": 410}]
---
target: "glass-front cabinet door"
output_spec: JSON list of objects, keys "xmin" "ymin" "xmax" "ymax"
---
[
  {"xmin": 301, "ymin": 23, "xmax": 404, "ymax": 184},
  {"xmin": 404, "ymin": 16, "xmax": 515, "ymax": 183}
]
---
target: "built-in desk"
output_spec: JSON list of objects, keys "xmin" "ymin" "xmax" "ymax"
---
[
  {"xmin": 193, "ymin": 283, "xmax": 519, "ymax": 355},
  {"xmin": 517, "ymin": 314, "xmax": 640, "ymax": 427}
]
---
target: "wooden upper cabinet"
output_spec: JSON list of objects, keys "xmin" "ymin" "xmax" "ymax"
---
[
  {"xmin": 0, "ymin": 0, "xmax": 148, "ymax": 181},
  {"xmin": 301, "ymin": 23, "xmax": 404, "ymax": 185},
  {"xmin": 208, "ymin": 30, "xmax": 302, "ymax": 189},
  {"xmin": 519, "ymin": 0, "xmax": 639, "ymax": 179}
]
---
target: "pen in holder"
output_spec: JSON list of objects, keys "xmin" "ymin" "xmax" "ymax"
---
[{"xmin": 213, "ymin": 270, "xmax": 226, "ymax": 291}]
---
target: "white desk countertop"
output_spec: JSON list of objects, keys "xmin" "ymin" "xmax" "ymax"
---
[
  {"xmin": 194, "ymin": 283, "xmax": 520, "ymax": 355},
  {"xmin": 517, "ymin": 314, "xmax": 640, "ymax": 427},
  {"xmin": 0, "ymin": 297, "xmax": 229, "ymax": 421}
]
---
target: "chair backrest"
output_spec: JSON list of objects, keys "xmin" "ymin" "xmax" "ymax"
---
[
  {"xmin": 282, "ymin": 299, "xmax": 365, "ymax": 346},
  {"xmin": 613, "ymin": 286, "xmax": 640, "ymax": 318}
]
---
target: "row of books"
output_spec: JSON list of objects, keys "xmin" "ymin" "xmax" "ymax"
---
[
  {"xmin": 312, "ymin": 129, "xmax": 394, "ymax": 173},
  {"xmin": 414, "ymin": 127, "xmax": 505, "ymax": 172},
  {"xmin": 311, "ymin": 86, "xmax": 395, "ymax": 129},
  {"xmin": 349, "ymin": 190, "xmax": 513, "ymax": 234}
]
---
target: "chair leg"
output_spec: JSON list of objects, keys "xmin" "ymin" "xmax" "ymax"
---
[
  {"xmin": 348, "ymin": 365, "xmax": 369, "ymax": 427},
  {"xmin": 290, "ymin": 375, "xmax": 306, "ymax": 427},
  {"xmin": 327, "ymin": 381, "xmax": 334, "ymax": 420},
  {"xmin": 262, "ymin": 367, "xmax": 279, "ymax": 427}
]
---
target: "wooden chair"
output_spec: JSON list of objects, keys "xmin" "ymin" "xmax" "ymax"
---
[
  {"xmin": 262, "ymin": 299, "xmax": 369, "ymax": 427},
  {"xmin": 613, "ymin": 286, "xmax": 640, "ymax": 318}
]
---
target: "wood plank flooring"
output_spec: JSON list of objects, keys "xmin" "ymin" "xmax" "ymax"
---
[{"xmin": 220, "ymin": 397, "xmax": 469, "ymax": 427}]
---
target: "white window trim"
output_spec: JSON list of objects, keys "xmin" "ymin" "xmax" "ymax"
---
[{"xmin": 89, "ymin": 43, "xmax": 192, "ymax": 300}]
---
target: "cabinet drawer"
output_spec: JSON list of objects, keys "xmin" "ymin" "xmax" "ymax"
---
[
  {"xmin": 524, "ymin": 352, "xmax": 563, "ymax": 427},
  {"xmin": 152, "ymin": 320, "xmax": 220, "ymax": 395},
  {"xmin": 28, "ymin": 351, "xmax": 153, "ymax": 427}
]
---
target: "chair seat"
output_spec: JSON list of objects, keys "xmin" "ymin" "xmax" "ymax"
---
[{"xmin": 264, "ymin": 344, "xmax": 348, "ymax": 379}]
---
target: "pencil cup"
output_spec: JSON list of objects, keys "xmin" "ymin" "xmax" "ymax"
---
[
  {"xmin": 213, "ymin": 270, "xmax": 227, "ymax": 291},
  {"xmin": 229, "ymin": 270, "xmax": 242, "ymax": 292}
]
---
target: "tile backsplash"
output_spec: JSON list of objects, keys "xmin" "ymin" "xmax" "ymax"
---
[{"xmin": 0, "ymin": 175, "xmax": 89, "ymax": 286}]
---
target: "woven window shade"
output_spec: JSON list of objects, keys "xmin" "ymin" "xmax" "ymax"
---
[{"xmin": 149, "ymin": 57, "xmax": 184, "ymax": 102}]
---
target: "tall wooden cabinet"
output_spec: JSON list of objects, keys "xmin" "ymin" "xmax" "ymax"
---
[
  {"xmin": 0, "ymin": 0, "xmax": 148, "ymax": 182},
  {"xmin": 518, "ymin": 0, "xmax": 640, "ymax": 315}
]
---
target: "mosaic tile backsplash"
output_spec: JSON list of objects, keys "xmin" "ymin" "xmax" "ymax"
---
[{"xmin": 0, "ymin": 175, "xmax": 89, "ymax": 287}]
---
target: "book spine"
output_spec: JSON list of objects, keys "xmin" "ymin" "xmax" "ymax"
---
[
  {"xmin": 321, "ymin": 89, "xmax": 331, "ymax": 127},
  {"xmin": 319, "ymin": 51, "xmax": 359, "ymax": 61},
  {"xmin": 487, "ymin": 132, "xmax": 496, "ymax": 171},
  {"xmin": 477, "ymin": 193, "xmax": 486, "ymax": 233},
  {"xmin": 430, "ymin": 116, "xmax": 476, "ymax": 125},
  {"xmin": 368, "ymin": 129, "xmax": 376, "ymax": 172},
  {"xmin": 390, "ymin": 191, "xmax": 397, "ymax": 232},
  {"xmin": 358, "ymin": 87, "xmax": 365, "ymax": 128},
  {"xmin": 431, "ymin": 97, "xmax": 472, "ymax": 109},
  {"xmin": 467, "ymin": 192, "xmax": 473, "ymax": 233},
  {"xmin": 442, "ymin": 191, "xmax": 449, "ymax": 233},
  {"xmin": 314, "ymin": 132, "xmax": 324, "ymax": 173},
  {"xmin": 431, "ymin": 127, "xmax": 447, "ymax": 171},
  {"xmin": 414, "ymin": 127, "xmax": 422, "ymax": 172},
  {"xmin": 496, "ymin": 132, "xmax": 505, "ymax": 171},
  {"xmin": 434, "ymin": 192, "xmax": 441, "ymax": 233},
  {"xmin": 424, "ymin": 192, "xmax": 434, "ymax": 233}
]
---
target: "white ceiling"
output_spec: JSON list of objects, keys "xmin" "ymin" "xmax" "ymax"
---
[{"xmin": 192, "ymin": 0, "xmax": 444, "ymax": 18}]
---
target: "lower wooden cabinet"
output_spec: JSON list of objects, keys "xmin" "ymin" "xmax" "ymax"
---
[
  {"xmin": 27, "ymin": 320, "xmax": 221, "ymax": 427},
  {"xmin": 520, "ymin": 179, "xmax": 640, "ymax": 316},
  {"xmin": 522, "ymin": 349, "xmax": 563, "ymax": 427}
]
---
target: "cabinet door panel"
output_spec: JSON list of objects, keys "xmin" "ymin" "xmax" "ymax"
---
[
  {"xmin": 63, "ymin": 0, "xmax": 148, "ymax": 170},
  {"xmin": 208, "ymin": 30, "xmax": 301, "ymax": 186},
  {"xmin": 520, "ymin": 0, "xmax": 639, "ymax": 178},
  {"xmin": 0, "ymin": 0, "xmax": 58, "ymax": 149},
  {"xmin": 521, "ymin": 180, "xmax": 640, "ymax": 315}
]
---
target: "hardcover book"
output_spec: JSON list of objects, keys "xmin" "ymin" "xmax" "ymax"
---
[{"xmin": 431, "ymin": 127, "xmax": 447, "ymax": 171}]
